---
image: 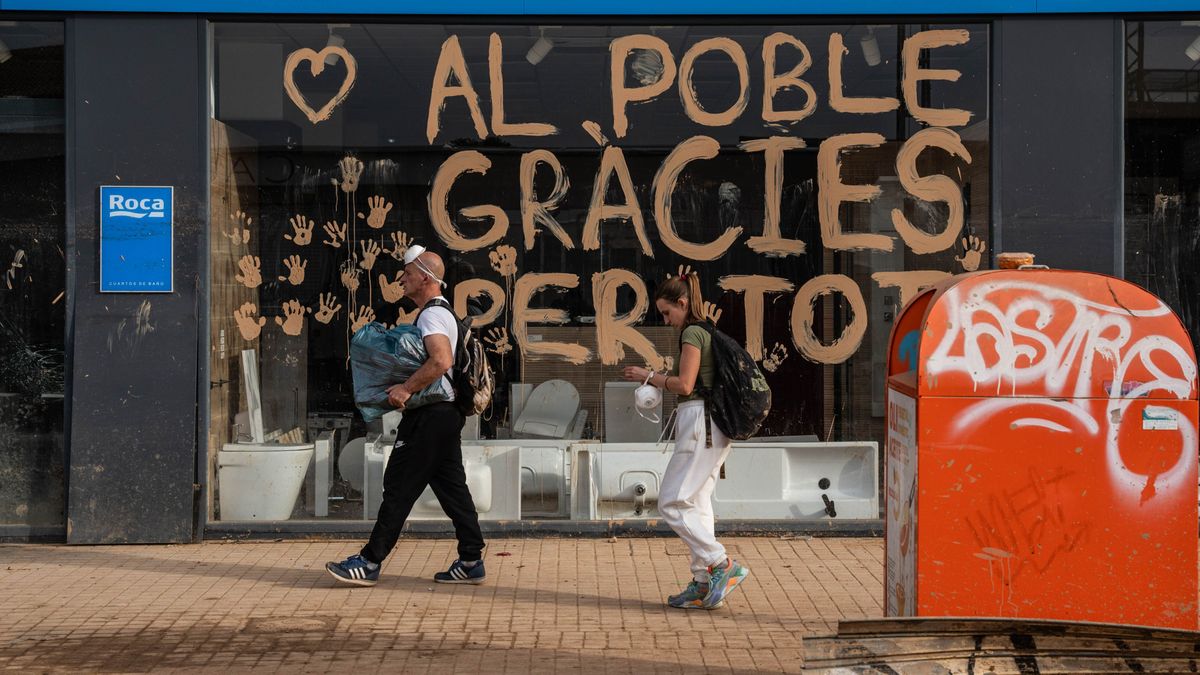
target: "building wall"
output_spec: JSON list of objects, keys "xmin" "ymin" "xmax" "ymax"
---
[
  {"xmin": 65, "ymin": 15, "xmax": 205, "ymax": 543},
  {"xmin": 15, "ymin": 12, "xmax": 1129, "ymax": 541}
]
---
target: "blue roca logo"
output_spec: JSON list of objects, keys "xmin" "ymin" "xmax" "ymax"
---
[{"xmin": 107, "ymin": 194, "xmax": 166, "ymax": 219}]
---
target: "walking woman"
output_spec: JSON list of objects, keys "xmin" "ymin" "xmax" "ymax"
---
[{"xmin": 623, "ymin": 271, "xmax": 750, "ymax": 610}]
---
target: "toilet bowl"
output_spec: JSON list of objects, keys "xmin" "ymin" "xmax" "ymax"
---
[{"xmin": 218, "ymin": 442, "xmax": 315, "ymax": 520}]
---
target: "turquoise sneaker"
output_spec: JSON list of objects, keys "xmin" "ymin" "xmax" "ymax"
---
[
  {"xmin": 702, "ymin": 559, "xmax": 749, "ymax": 609},
  {"xmin": 667, "ymin": 580, "xmax": 723, "ymax": 609}
]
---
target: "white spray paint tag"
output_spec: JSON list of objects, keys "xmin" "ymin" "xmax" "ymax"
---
[{"xmin": 1142, "ymin": 406, "xmax": 1179, "ymax": 431}]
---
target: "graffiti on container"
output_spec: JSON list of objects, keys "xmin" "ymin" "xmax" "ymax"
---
[
  {"xmin": 929, "ymin": 280, "xmax": 1198, "ymax": 504},
  {"xmin": 963, "ymin": 466, "xmax": 1089, "ymax": 587},
  {"xmin": 972, "ymin": 547, "xmax": 1017, "ymax": 617}
]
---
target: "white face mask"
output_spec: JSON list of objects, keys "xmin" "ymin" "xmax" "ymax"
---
[
  {"xmin": 402, "ymin": 244, "xmax": 426, "ymax": 266},
  {"xmin": 634, "ymin": 371, "xmax": 661, "ymax": 423}
]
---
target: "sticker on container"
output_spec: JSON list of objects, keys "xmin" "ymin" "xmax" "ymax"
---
[{"xmin": 1142, "ymin": 406, "xmax": 1179, "ymax": 431}]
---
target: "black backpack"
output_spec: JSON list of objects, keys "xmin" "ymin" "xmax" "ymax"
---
[
  {"xmin": 420, "ymin": 298, "xmax": 495, "ymax": 417},
  {"xmin": 682, "ymin": 321, "xmax": 772, "ymax": 440}
]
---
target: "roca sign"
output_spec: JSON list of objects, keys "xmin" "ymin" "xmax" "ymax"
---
[{"xmin": 108, "ymin": 194, "xmax": 167, "ymax": 219}]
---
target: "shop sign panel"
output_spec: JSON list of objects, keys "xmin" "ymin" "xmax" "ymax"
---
[{"xmin": 100, "ymin": 185, "xmax": 173, "ymax": 293}]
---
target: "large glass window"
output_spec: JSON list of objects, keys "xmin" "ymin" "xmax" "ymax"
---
[
  {"xmin": 0, "ymin": 21, "xmax": 66, "ymax": 531},
  {"xmin": 210, "ymin": 22, "xmax": 990, "ymax": 523},
  {"xmin": 1125, "ymin": 20, "xmax": 1200, "ymax": 357}
]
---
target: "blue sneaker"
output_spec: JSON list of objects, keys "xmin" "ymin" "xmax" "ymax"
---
[
  {"xmin": 325, "ymin": 554, "xmax": 380, "ymax": 587},
  {"xmin": 702, "ymin": 559, "xmax": 749, "ymax": 609},
  {"xmin": 434, "ymin": 559, "xmax": 486, "ymax": 585}
]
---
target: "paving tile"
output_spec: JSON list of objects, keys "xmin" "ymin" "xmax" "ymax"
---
[{"xmin": 0, "ymin": 537, "xmax": 884, "ymax": 673}]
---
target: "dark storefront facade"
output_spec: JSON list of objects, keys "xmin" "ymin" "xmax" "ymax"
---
[{"xmin": 0, "ymin": 1, "xmax": 1196, "ymax": 543}]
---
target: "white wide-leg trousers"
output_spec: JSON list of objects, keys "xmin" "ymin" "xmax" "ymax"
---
[{"xmin": 658, "ymin": 399, "xmax": 733, "ymax": 583}]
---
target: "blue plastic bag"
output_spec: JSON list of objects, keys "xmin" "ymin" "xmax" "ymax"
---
[{"xmin": 349, "ymin": 322, "xmax": 452, "ymax": 422}]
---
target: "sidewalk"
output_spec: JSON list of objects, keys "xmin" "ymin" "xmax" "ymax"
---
[{"xmin": 0, "ymin": 537, "xmax": 882, "ymax": 674}]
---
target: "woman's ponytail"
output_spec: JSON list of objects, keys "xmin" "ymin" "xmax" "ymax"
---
[
  {"xmin": 656, "ymin": 270, "xmax": 708, "ymax": 324},
  {"xmin": 684, "ymin": 272, "xmax": 706, "ymax": 324}
]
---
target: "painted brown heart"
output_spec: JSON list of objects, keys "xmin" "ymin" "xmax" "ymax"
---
[{"xmin": 283, "ymin": 46, "xmax": 357, "ymax": 124}]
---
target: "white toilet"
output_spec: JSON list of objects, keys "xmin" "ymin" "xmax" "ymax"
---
[
  {"xmin": 511, "ymin": 379, "xmax": 588, "ymax": 439},
  {"xmin": 218, "ymin": 442, "xmax": 314, "ymax": 520},
  {"xmin": 216, "ymin": 349, "xmax": 314, "ymax": 521}
]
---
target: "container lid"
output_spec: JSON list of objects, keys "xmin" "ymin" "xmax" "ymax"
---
[{"xmin": 887, "ymin": 269, "xmax": 1197, "ymax": 401}]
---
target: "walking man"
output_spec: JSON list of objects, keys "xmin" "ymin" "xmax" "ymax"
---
[{"xmin": 326, "ymin": 245, "xmax": 486, "ymax": 586}]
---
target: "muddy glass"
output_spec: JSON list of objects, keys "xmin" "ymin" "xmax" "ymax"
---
[
  {"xmin": 1125, "ymin": 20, "xmax": 1200, "ymax": 358},
  {"xmin": 0, "ymin": 21, "xmax": 66, "ymax": 531},
  {"xmin": 210, "ymin": 22, "xmax": 990, "ymax": 523}
]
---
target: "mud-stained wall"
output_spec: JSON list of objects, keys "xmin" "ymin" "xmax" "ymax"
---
[{"xmin": 66, "ymin": 17, "xmax": 205, "ymax": 544}]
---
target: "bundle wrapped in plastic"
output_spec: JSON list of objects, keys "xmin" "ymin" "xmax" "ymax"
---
[{"xmin": 350, "ymin": 322, "xmax": 452, "ymax": 422}]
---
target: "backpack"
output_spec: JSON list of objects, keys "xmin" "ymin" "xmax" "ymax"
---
[
  {"xmin": 682, "ymin": 321, "xmax": 772, "ymax": 441},
  {"xmin": 419, "ymin": 298, "xmax": 495, "ymax": 417}
]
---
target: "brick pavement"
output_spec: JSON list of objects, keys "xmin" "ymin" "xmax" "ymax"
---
[{"xmin": 0, "ymin": 537, "xmax": 884, "ymax": 673}]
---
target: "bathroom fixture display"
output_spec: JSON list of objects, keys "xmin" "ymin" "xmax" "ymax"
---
[
  {"xmin": 712, "ymin": 442, "xmax": 878, "ymax": 519},
  {"xmin": 218, "ymin": 442, "xmax": 314, "ymax": 520},
  {"xmin": 511, "ymin": 379, "xmax": 588, "ymax": 439},
  {"xmin": 475, "ymin": 438, "xmax": 572, "ymax": 518},
  {"xmin": 305, "ymin": 430, "xmax": 336, "ymax": 517},
  {"xmin": 570, "ymin": 441, "xmax": 879, "ymax": 521},
  {"xmin": 356, "ymin": 433, "xmax": 522, "ymax": 521},
  {"xmin": 217, "ymin": 349, "xmax": 314, "ymax": 521}
]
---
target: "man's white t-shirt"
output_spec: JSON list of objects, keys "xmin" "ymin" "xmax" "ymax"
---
[{"xmin": 416, "ymin": 297, "xmax": 458, "ymax": 401}]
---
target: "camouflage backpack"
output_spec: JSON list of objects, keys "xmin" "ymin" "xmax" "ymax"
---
[
  {"xmin": 682, "ymin": 321, "xmax": 772, "ymax": 440},
  {"xmin": 421, "ymin": 299, "xmax": 495, "ymax": 417}
]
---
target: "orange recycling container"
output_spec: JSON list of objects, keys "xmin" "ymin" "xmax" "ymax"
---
[{"xmin": 884, "ymin": 268, "xmax": 1198, "ymax": 629}]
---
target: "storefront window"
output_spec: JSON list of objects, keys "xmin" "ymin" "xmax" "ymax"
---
[
  {"xmin": 1125, "ymin": 20, "xmax": 1200, "ymax": 356},
  {"xmin": 210, "ymin": 22, "xmax": 989, "ymax": 523},
  {"xmin": 0, "ymin": 21, "xmax": 66, "ymax": 530}
]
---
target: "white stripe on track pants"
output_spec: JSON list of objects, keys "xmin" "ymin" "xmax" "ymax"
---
[{"xmin": 658, "ymin": 399, "xmax": 732, "ymax": 583}]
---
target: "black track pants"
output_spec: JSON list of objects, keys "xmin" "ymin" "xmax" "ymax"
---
[{"xmin": 361, "ymin": 402, "xmax": 485, "ymax": 564}]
